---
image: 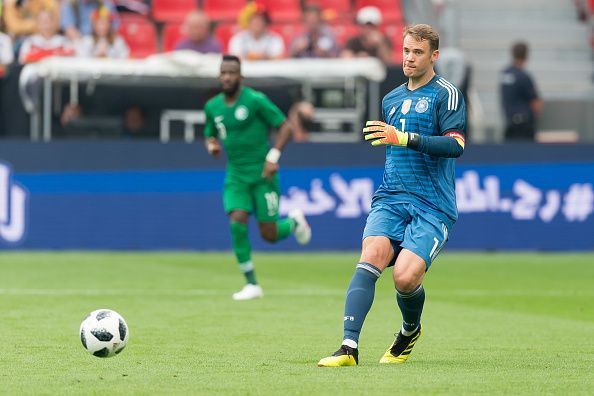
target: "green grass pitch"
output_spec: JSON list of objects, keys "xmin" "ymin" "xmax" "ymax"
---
[{"xmin": 0, "ymin": 252, "xmax": 593, "ymax": 395}]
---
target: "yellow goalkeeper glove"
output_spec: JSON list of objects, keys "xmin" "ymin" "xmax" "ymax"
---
[{"xmin": 363, "ymin": 120, "xmax": 408, "ymax": 146}]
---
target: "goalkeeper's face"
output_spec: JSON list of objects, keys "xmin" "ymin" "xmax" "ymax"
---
[
  {"xmin": 402, "ymin": 35, "xmax": 438, "ymax": 79},
  {"xmin": 219, "ymin": 61, "xmax": 242, "ymax": 96}
]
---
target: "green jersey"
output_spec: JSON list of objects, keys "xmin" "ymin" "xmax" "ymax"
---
[{"xmin": 204, "ymin": 87, "xmax": 286, "ymax": 180}]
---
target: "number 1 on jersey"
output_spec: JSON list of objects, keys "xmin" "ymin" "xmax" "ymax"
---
[{"xmin": 399, "ymin": 118, "xmax": 406, "ymax": 132}]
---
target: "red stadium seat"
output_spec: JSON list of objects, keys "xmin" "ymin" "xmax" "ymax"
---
[
  {"xmin": 214, "ymin": 23, "xmax": 241, "ymax": 52},
  {"xmin": 118, "ymin": 11, "xmax": 150, "ymax": 24},
  {"xmin": 203, "ymin": 0, "xmax": 247, "ymax": 22},
  {"xmin": 119, "ymin": 18, "xmax": 158, "ymax": 58},
  {"xmin": 306, "ymin": 0, "xmax": 352, "ymax": 9},
  {"xmin": 151, "ymin": 0, "xmax": 198, "ymax": 23},
  {"xmin": 305, "ymin": 0, "xmax": 354, "ymax": 22},
  {"xmin": 355, "ymin": 0, "xmax": 403, "ymax": 24},
  {"xmin": 163, "ymin": 23, "xmax": 184, "ymax": 52},
  {"xmin": 270, "ymin": 23, "xmax": 305, "ymax": 48},
  {"xmin": 260, "ymin": 0, "xmax": 302, "ymax": 23}
]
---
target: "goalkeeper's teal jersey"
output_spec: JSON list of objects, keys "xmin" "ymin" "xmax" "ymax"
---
[
  {"xmin": 375, "ymin": 75, "xmax": 466, "ymax": 225},
  {"xmin": 204, "ymin": 87, "xmax": 286, "ymax": 181}
]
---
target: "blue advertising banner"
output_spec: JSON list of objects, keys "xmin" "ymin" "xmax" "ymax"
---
[{"xmin": 1, "ymin": 160, "xmax": 593, "ymax": 250}]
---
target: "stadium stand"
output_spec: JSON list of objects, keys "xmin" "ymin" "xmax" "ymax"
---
[
  {"xmin": 270, "ymin": 23, "xmax": 306, "ymax": 48},
  {"xmin": 119, "ymin": 10, "xmax": 151, "ymax": 24},
  {"xmin": 151, "ymin": 0, "xmax": 197, "ymax": 23},
  {"xmin": 203, "ymin": 0, "xmax": 247, "ymax": 22},
  {"xmin": 354, "ymin": 0, "xmax": 403, "ymax": 23},
  {"xmin": 214, "ymin": 23, "xmax": 241, "ymax": 52},
  {"xmin": 162, "ymin": 22, "xmax": 184, "ymax": 52},
  {"xmin": 260, "ymin": 0, "xmax": 302, "ymax": 23},
  {"xmin": 328, "ymin": 23, "xmax": 359, "ymax": 47},
  {"xmin": 118, "ymin": 16, "xmax": 158, "ymax": 58},
  {"xmin": 304, "ymin": 0, "xmax": 354, "ymax": 22},
  {"xmin": 4, "ymin": 0, "xmax": 414, "ymax": 138}
]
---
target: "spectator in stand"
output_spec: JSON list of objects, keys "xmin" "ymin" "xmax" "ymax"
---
[
  {"xmin": 3, "ymin": 0, "xmax": 59, "ymax": 46},
  {"xmin": 76, "ymin": 7, "xmax": 129, "ymax": 58},
  {"xmin": 174, "ymin": 10, "xmax": 222, "ymax": 54},
  {"xmin": 228, "ymin": 3, "xmax": 285, "ymax": 60},
  {"xmin": 0, "ymin": 32, "xmax": 14, "ymax": 78},
  {"xmin": 500, "ymin": 42, "xmax": 543, "ymax": 141},
  {"xmin": 65, "ymin": 7, "xmax": 129, "ymax": 128},
  {"xmin": 19, "ymin": 8, "xmax": 74, "ymax": 64},
  {"xmin": 61, "ymin": 0, "xmax": 119, "ymax": 42},
  {"xmin": 341, "ymin": 6, "xmax": 392, "ymax": 65},
  {"xmin": 289, "ymin": 4, "xmax": 338, "ymax": 58}
]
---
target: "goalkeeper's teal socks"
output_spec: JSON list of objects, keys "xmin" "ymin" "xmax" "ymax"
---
[
  {"xmin": 230, "ymin": 221, "xmax": 257, "ymax": 285},
  {"xmin": 275, "ymin": 218, "xmax": 296, "ymax": 241},
  {"xmin": 343, "ymin": 262, "xmax": 382, "ymax": 344},
  {"xmin": 397, "ymin": 285, "xmax": 425, "ymax": 335}
]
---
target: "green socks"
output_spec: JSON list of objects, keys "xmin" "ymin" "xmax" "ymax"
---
[
  {"xmin": 275, "ymin": 218, "xmax": 295, "ymax": 241},
  {"xmin": 230, "ymin": 218, "xmax": 296, "ymax": 284},
  {"xmin": 230, "ymin": 221, "xmax": 257, "ymax": 284}
]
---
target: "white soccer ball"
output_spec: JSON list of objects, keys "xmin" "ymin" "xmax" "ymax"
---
[{"xmin": 80, "ymin": 309, "xmax": 129, "ymax": 358}]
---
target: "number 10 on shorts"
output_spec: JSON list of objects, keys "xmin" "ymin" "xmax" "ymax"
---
[{"xmin": 264, "ymin": 192, "xmax": 279, "ymax": 217}]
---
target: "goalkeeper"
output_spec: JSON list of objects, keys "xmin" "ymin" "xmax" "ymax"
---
[
  {"xmin": 204, "ymin": 54, "xmax": 311, "ymax": 301},
  {"xmin": 318, "ymin": 24, "xmax": 466, "ymax": 366}
]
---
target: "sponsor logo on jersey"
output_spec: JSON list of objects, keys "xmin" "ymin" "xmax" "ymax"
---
[
  {"xmin": 234, "ymin": 105, "xmax": 249, "ymax": 121},
  {"xmin": 415, "ymin": 99, "xmax": 429, "ymax": 113},
  {"xmin": 401, "ymin": 99, "xmax": 412, "ymax": 115}
]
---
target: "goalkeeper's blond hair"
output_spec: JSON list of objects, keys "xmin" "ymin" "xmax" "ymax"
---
[{"xmin": 403, "ymin": 24, "xmax": 440, "ymax": 52}]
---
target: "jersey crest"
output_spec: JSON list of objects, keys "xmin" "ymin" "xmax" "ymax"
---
[
  {"xmin": 415, "ymin": 98, "xmax": 429, "ymax": 113},
  {"xmin": 234, "ymin": 105, "xmax": 249, "ymax": 121}
]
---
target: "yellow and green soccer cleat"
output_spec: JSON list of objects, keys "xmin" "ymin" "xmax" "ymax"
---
[
  {"xmin": 379, "ymin": 324, "xmax": 422, "ymax": 364},
  {"xmin": 317, "ymin": 345, "xmax": 358, "ymax": 367}
]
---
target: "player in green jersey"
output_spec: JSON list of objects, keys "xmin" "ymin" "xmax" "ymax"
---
[{"xmin": 204, "ymin": 54, "xmax": 312, "ymax": 301}]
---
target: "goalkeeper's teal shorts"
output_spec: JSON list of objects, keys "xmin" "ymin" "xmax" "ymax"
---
[{"xmin": 362, "ymin": 201, "xmax": 453, "ymax": 268}]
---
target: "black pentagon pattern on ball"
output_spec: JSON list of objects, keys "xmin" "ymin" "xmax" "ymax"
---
[
  {"xmin": 91, "ymin": 328, "xmax": 114, "ymax": 342},
  {"xmin": 118, "ymin": 319, "xmax": 127, "ymax": 341},
  {"xmin": 115, "ymin": 345, "xmax": 126, "ymax": 354},
  {"xmin": 96, "ymin": 310, "xmax": 111, "ymax": 321},
  {"xmin": 93, "ymin": 348, "xmax": 110, "ymax": 358},
  {"xmin": 80, "ymin": 329, "xmax": 87, "ymax": 348}
]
